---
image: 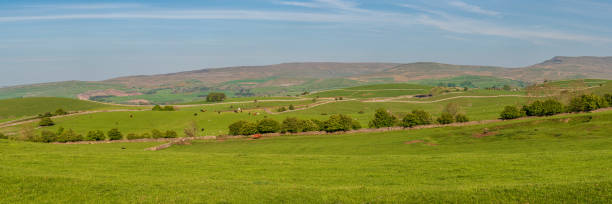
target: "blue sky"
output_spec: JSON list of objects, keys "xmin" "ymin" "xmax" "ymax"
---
[{"xmin": 1, "ymin": 0, "xmax": 611, "ymax": 86}]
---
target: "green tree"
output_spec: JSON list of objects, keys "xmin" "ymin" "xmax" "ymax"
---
[
  {"xmin": 500, "ymin": 106, "xmax": 524, "ymax": 120},
  {"xmin": 58, "ymin": 129, "xmax": 82, "ymax": 142},
  {"xmin": 542, "ymin": 99, "xmax": 564, "ymax": 116},
  {"xmin": 281, "ymin": 117, "xmax": 304, "ymax": 133},
  {"xmin": 152, "ymin": 105, "xmax": 163, "ymax": 111},
  {"xmin": 324, "ymin": 114, "xmax": 354, "ymax": 132},
  {"xmin": 107, "ymin": 128, "xmax": 123, "ymax": 140},
  {"xmin": 442, "ymin": 102, "xmax": 461, "ymax": 117},
  {"xmin": 302, "ymin": 120, "xmax": 320, "ymax": 132},
  {"xmin": 437, "ymin": 112, "xmax": 454, "ymax": 124},
  {"xmin": 0, "ymin": 132, "xmax": 7, "ymax": 139},
  {"xmin": 206, "ymin": 92, "xmax": 227, "ymax": 102},
  {"xmin": 401, "ymin": 113, "xmax": 419, "ymax": 128},
  {"xmin": 39, "ymin": 130, "xmax": 57, "ymax": 143},
  {"xmin": 151, "ymin": 129, "xmax": 164, "ymax": 138},
  {"xmin": 86, "ymin": 130, "xmax": 106, "ymax": 141},
  {"xmin": 55, "ymin": 108, "xmax": 68, "ymax": 115},
  {"xmin": 368, "ymin": 108, "xmax": 398, "ymax": 128},
  {"xmin": 240, "ymin": 122, "xmax": 258, "ymax": 135},
  {"xmin": 165, "ymin": 130, "xmax": 178, "ymax": 138},
  {"xmin": 229, "ymin": 121, "xmax": 248, "ymax": 135},
  {"xmin": 522, "ymin": 101, "xmax": 544, "ymax": 116},
  {"xmin": 257, "ymin": 119, "xmax": 281, "ymax": 133},
  {"xmin": 412, "ymin": 110, "xmax": 433, "ymax": 125},
  {"xmin": 288, "ymin": 104, "xmax": 295, "ymax": 110},
  {"xmin": 568, "ymin": 94, "xmax": 608, "ymax": 112},
  {"xmin": 455, "ymin": 114, "xmax": 469, "ymax": 123},
  {"xmin": 38, "ymin": 117, "xmax": 55, "ymax": 127}
]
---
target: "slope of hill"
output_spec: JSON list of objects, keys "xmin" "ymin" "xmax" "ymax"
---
[
  {"xmin": 0, "ymin": 97, "xmax": 115, "ymax": 121},
  {"xmin": 1, "ymin": 56, "xmax": 611, "ymax": 104}
]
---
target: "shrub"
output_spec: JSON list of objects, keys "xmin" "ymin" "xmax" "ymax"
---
[
  {"xmin": 165, "ymin": 130, "xmax": 178, "ymax": 138},
  {"xmin": 239, "ymin": 122, "xmax": 258, "ymax": 135},
  {"xmin": 184, "ymin": 121, "xmax": 198, "ymax": 137},
  {"xmin": 127, "ymin": 133, "xmax": 145, "ymax": 140},
  {"xmin": 302, "ymin": 120, "xmax": 320, "ymax": 132},
  {"xmin": 163, "ymin": 106, "xmax": 175, "ymax": 111},
  {"xmin": 0, "ymin": 132, "xmax": 7, "ymax": 139},
  {"xmin": 151, "ymin": 129, "xmax": 164, "ymax": 138},
  {"xmin": 288, "ymin": 104, "xmax": 295, "ymax": 110},
  {"xmin": 257, "ymin": 119, "xmax": 281, "ymax": 133},
  {"xmin": 412, "ymin": 110, "xmax": 433, "ymax": 125},
  {"xmin": 152, "ymin": 105, "xmax": 175, "ymax": 111},
  {"xmin": 324, "ymin": 114, "xmax": 354, "ymax": 132},
  {"xmin": 605, "ymin": 94, "xmax": 612, "ymax": 105},
  {"xmin": 38, "ymin": 117, "xmax": 55, "ymax": 127},
  {"xmin": 141, "ymin": 133, "xmax": 152, "ymax": 138},
  {"xmin": 58, "ymin": 129, "xmax": 83, "ymax": 142},
  {"xmin": 500, "ymin": 106, "xmax": 524, "ymax": 120},
  {"xmin": 152, "ymin": 105, "xmax": 163, "ymax": 111},
  {"xmin": 277, "ymin": 107, "xmax": 287, "ymax": 112},
  {"xmin": 55, "ymin": 108, "xmax": 68, "ymax": 115},
  {"xmin": 39, "ymin": 130, "xmax": 57, "ymax": 143},
  {"xmin": 401, "ymin": 113, "xmax": 419, "ymax": 128},
  {"xmin": 568, "ymin": 94, "xmax": 608, "ymax": 112},
  {"xmin": 541, "ymin": 99, "xmax": 565, "ymax": 116},
  {"xmin": 229, "ymin": 121, "xmax": 248, "ymax": 135},
  {"xmin": 107, "ymin": 128, "xmax": 123, "ymax": 140},
  {"xmin": 437, "ymin": 112, "xmax": 454, "ymax": 124},
  {"xmin": 281, "ymin": 117, "xmax": 303, "ymax": 133},
  {"xmin": 522, "ymin": 101, "xmax": 544, "ymax": 116},
  {"xmin": 206, "ymin": 92, "xmax": 227, "ymax": 102},
  {"xmin": 310, "ymin": 119, "xmax": 326, "ymax": 131},
  {"xmin": 86, "ymin": 130, "xmax": 106, "ymax": 141},
  {"xmin": 351, "ymin": 120, "xmax": 362, "ymax": 130},
  {"xmin": 368, "ymin": 108, "xmax": 398, "ymax": 128},
  {"xmin": 455, "ymin": 114, "xmax": 469, "ymax": 123}
]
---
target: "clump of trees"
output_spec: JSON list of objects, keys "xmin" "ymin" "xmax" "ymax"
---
[
  {"xmin": 401, "ymin": 110, "xmax": 433, "ymax": 128},
  {"xmin": 206, "ymin": 92, "xmax": 227, "ymax": 102},
  {"xmin": 499, "ymin": 93, "xmax": 611, "ymax": 120},
  {"xmin": 228, "ymin": 114, "xmax": 361, "ymax": 135},
  {"xmin": 369, "ymin": 108, "xmax": 398, "ymax": 128},
  {"xmin": 152, "ymin": 105, "xmax": 175, "ymax": 111},
  {"xmin": 37, "ymin": 108, "xmax": 69, "ymax": 119}
]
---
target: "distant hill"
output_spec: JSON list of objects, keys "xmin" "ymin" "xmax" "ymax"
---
[{"xmin": 1, "ymin": 56, "xmax": 611, "ymax": 103}]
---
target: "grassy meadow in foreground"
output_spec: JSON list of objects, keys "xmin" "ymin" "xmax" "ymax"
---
[{"xmin": 1, "ymin": 112, "xmax": 611, "ymax": 203}]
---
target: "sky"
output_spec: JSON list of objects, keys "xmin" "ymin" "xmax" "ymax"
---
[{"xmin": 1, "ymin": 0, "xmax": 611, "ymax": 87}]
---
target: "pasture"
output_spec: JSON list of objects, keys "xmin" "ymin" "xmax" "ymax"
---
[{"xmin": 1, "ymin": 111, "xmax": 611, "ymax": 203}]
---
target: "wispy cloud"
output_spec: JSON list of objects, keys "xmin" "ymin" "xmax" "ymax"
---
[
  {"xmin": 0, "ymin": 1, "xmax": 608, "ymax": 43},
  {"xmin": 449, "ymin": 1, "xmax": 500, "ymax": 16},
  {"xmin": 25, "ymin": 3, "xmax": 144, "ymax": 10}
]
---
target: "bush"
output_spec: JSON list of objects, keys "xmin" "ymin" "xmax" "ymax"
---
[
  {"xmin": 310, "ymin": 119, "xmax": 326, "ymax": 131},
  {"xmin": 39, "ymin": 117, "xmax": 55, "ymax": 127},
  {"xmin": 165, "ymin": 130, "xmax": 178, "ymax": 138},
  {"xmin": 500, "ymin": 106, "xmax": 524, "ymax": 120},
  {"xmin": 39, "ymin": 130, "xmax": 57, "ymax": 143},
  {"xmin": 442, "ymin": 102, "xmax": 460, "ymax": 116},
  {"xmin": 152, "ymin": 105, "xmax": 163, "ymax": 111},
  {"xmin": 0, "ymin": 132, "xmax": 7, "ymax": 139},
  {"xmin": 324, "ymin": 114, "xmax": 354, "ymax": 132},
  {"xmin": 455, "ymin": 114, "xmax": 469, "ymax": 123},
  {"xmin": 282, "ymin": 117, "xmax": 303, "ymax": 133},
  {"xmin": 184, "ymin": 121, "xmax": 198, "ymax": 137},
  {"xmin": 437, "ymin": 112, "xmax": 454, "ymax": 124},
  {"xmin": 302, "ymin": 120, "xmax": 320, "ymax": 132},
  {"xmin": 568, "ymin": 94, "xmax": 608, "ymax": 112},
  {"xmin": 55, "ymin": 108, "xmax": 68, "ymax": 115},
  {"xmin": 401, "ymin": 113, "xmax": 419, "ymax": 128},
  {"xmin": 86, "ymin": 130, "xmax": 106, "ymax": 141},
  {"xmin": 141, "ymin": 133, "xmax": 151, "ymax": 138},
  {"xmin": 127, "ymin": 133, "xmax": 146, "ymax": 140},
  {"xmin": 163, "ymin": 106, "xmax": 175, "ymax": 111},
  {"xmin": 257, "ymin": 119, "xmax": 281, "ymax": 133},
  {"xmin": 277, "ymin": 107, "xmax": 287, "ymax": 112},
  {"xmin": 412, "ymin": 110, "xmax": 433, "ymax": 125},
  {"xmin": 58, "ymin": 129, "xmax": 83, "ymax": 143},
  {"xmin": 605, "ymin": 94, "xmax": 612, "ymax": 105},
  {"xmin": 240, "ymin": 122, "xmax": 258, "ymax": 135},
  {"xmin": 368, "ymin": 108, "xmax": 398, "ymax": 128},
  {"xmin": 288, "ymin": 104, "xmax": 295, "ymax": 110},
  {"xmin": 153, "ymin": 105, "xmax": 175, "ymax": 111},
  {"xmin": 206, "ymin": 92, "xmax": 227, "ymax": 102},
  {"xmin": 151, "ymin": 129, "xmax": 164, "ymax": 138},
  {"xmin": 107, "ymin": 128, "xmax": 123, "ymax": 140},
  {"xmin": 541, "ymin": 99, "xmax": 564, "ymax": 116},
  {"xmin": 229, "ymin": 121, "xmax": 248, "ymax": 135},
  {"xmin": 351, "ymin": 120, "xmax": 362, "ymax": 130},
  {"xmin": 522, "ymin": 101, "xmax": 544, "ymax": 116}
]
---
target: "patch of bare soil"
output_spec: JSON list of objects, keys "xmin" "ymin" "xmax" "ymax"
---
[
  {"xmin": 127, "ymin": 99, "xmax": 150, "ymax": 105},
  {"xmin": 77, "ymin": 89, "xmax": 143, "ymax": 100},
  {"xmin": 404, "ymin": 140, "xmax": 424, "ymax": 144},
  {"xmin": 473, "ymin": 130, "xmax": 498, "ymax": 138}
]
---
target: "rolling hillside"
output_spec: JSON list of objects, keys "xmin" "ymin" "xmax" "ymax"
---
[{"xmin": 1, "ymin": 56, "xmax": 610, "ymax": 104}]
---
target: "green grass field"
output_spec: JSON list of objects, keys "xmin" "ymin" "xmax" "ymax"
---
[
  {"xmin": 0, "ymin": 97, "xmax": 125, "ymax": 123},
  {"xmin": 1, "ymin": 111, "xmax": 611, "ymax": 203}
]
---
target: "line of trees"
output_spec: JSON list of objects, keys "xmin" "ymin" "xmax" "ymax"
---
[
  {"xmin": 368, "ymin": 105, "xmax": 469, "ymax": 129},
  {"xmin": 26, "ymin": 127, "xmax": 180, "ymax": 143},
  {"xmin": 152, "ymin": 105, "xmax": 175, "ymax": 111},
  {"xmin": 206, "ymin": 92, "xmax": 227, "ymax": 102},
  {"xmin": 500, "ymin": 93, "xmax": 611, "ymax": 120},
  {"xmin": 228, "ymin": 114, "xmax": 362, "ymax": 136}
]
